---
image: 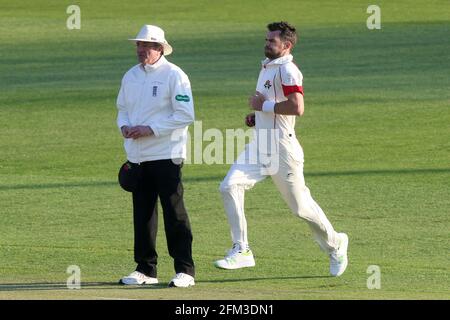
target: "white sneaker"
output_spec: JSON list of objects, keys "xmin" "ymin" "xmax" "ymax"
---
[
  {"xmin": 168, "ymin": 273, "xmax": 195, "ymax": 288},
  {"xmin": 330, "ymin": 233, "xmax": 349, "ymax": 277},
  {"xmin": 119, "ymin": 271, "xmax": 158, "ymax": 285},
  {"xmin": 214, "ymin": 243, "xmax": 256, "ymax": 270}
]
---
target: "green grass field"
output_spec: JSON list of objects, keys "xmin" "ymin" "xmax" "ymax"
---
[{"xmin": 0, "ymin": 0, "xmax": 449, "ymax": 300}]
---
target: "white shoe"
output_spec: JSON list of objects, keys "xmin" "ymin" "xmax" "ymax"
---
[
  {"xmin": 330, "ymin": 233, "xmax": 349, "ymax": 277},
  {"xmin": 168, "ymin": 273, "xmax": 195, "ymax": 288},
  {"xmin": 214, "ymin": 243, "xmax": 256, "ymax": 270},
  {"xmin": 119, "ymin": 271, "xmax": 158, "ymax": 285}
]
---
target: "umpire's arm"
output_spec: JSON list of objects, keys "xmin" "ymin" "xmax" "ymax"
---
[{"xmin": 148, "ymin": 69, "xmax": 195, "ymax": 137}]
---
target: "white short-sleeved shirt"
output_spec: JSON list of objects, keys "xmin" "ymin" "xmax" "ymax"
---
[
  {"xmin": 255, "ymin": 54, "xmax": 303, "ymax": 135},
  {"xmin": 253, "ymin": 54, "xmax": 304, "ymax": 158}
]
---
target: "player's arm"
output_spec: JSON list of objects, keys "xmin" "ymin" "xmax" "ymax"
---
[
  {"xmin": 250, "ymin": 64, "xmax": 305, "ymax": 116},
  {"xmin": 274, "ymin": 92, "xmax": 304, "ymax": 116},
  {"xmin": 249, "ymin": 91, "xmax": 304, "ymax": 116}
]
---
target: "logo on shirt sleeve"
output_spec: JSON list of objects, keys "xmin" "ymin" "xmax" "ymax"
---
[{"xmin": 175, "ymin": 94, "xmax": 190, "ymax": 102}]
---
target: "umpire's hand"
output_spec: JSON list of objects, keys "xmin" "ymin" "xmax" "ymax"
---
[
  {"xmin": 122, "ymin": 125, "xmax": 154, "ymax": 139},
  {"xmin": 121, "ymin": 125, "xmax": 132, "ymax": 138}
]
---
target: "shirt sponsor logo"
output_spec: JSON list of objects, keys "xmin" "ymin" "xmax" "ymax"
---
[{"xmin": 175, "ymin": 94, "xmax": 190, "ymax": 102}]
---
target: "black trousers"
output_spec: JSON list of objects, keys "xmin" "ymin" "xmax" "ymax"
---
[{"xmin": 131, "ymin": 159, "xmax": 194, "ymax": 278}]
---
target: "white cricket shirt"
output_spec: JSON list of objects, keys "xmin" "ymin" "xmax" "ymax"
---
[
  {"xmin": 255, "ymin": 54, "xmax": 303, "ymax": 133},
  {"xmin": 116, "ymin": 56, "xmax": 195, "ymax": 163},
  {"xmin": 254, "ymin": 54, "xmax": 304, "ymax": 159}
]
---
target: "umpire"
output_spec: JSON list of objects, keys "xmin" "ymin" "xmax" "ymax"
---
[{"xmin": 116, "ymin": 25, "xmax": 195, "ymax": 288}]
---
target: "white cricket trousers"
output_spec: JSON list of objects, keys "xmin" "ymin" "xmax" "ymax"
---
[{"xmin": 219, "ymin": 139, "xmax": 340, "ymax": 254}]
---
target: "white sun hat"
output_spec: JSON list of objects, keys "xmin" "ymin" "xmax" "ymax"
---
[{"xmin": 128, "ymin": 25, "xmax": 173, "ymax": 56}]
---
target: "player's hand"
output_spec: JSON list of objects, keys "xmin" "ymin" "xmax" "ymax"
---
[
  {"xmin": 121, "ymin": 125, "xmax": 132, "ymax": 138},
  {"xmin": 245, "ymin": 113, "xmax": 255, "ymax": 127},
  {"xmin": 248, "ymin": 91, "xmax": 265, "ymax": 111},
  {"xmin": 128, "ymin": 126, "xmax": 154, "ymax": 139}
]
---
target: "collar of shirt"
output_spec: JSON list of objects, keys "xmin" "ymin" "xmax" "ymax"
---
[
  {"xmin": 261, "ymin": 54, "xmax": 293, "ymax": 68},
  {"xmin": 142, "ymin": 55, "xmax": 167, "ymax": 73}
]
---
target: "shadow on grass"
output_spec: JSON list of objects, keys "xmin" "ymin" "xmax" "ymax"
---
[
  {"xmin": 0, "ymin": 275, "xmax": 329, "ymax": 291},
  {"xmin": 0, "ymin": 282, "xmax": 168, "ymax": 291},
  {"xmin": 1, "ymin": 167, "xmax": 449, "ymax": 191},
  {"xmin": 196, "ymin": 275, "xmax": 331, "ymax": 284}
]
